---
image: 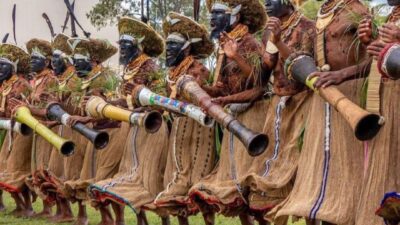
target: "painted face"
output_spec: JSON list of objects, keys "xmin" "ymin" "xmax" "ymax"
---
[
  {"xmin": 73, "ymin": 57, "xmax": 92, "ymax": 78},
  {"xmin": 166, "ymin": 40, "xmax": 186, "ymax": 67},
  {"xmin": 119, "ymin": 39, "xmax": 140, "ymax": 66},
  {"xmin": 51, "ymin": 53, "xmax": 67, "ymax": 76},
  {"xmin": 30, "ymin": 55, "xmax": 47, "ymax": 73},
  {"xmin": 388, "ymin": 0, "xmax": 400, "ymax": 6},
  {"xmin": 210, "ymin": 9, "xmax": 231, "ymax": 39},
  {"xmin": 265, "ymin": 0, "xmax": 292, "ymax": 18},
  {"xmin": 0, "ymin": 61, "xmax": 13, "ymax": 83}
]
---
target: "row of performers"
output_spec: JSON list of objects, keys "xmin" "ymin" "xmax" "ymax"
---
[{"xmin": 0, "ymin": 0, "xmax": 400, "ymax": 224}]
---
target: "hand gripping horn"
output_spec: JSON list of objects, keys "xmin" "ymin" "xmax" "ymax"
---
[
  {"xmin": 131, "ymin": 85, "xmax": 215, "ymax": 127},
  {"xmin": 46, "ymin": 102, "xmax": 109, "ymax": 149},
  {"xmin": 285, "ymin": 53, "xmax": 382, "ymax": 140},
  {"xmin": 85, "ymin": 96, "xmax": 162, "ymax": 133},
  {"xmin": 176, "ymin": 75, "xmax": 269, "ymax": 157}
]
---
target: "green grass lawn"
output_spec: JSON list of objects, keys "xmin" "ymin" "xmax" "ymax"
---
[{"xmin": 0, "ymin": 193, "xmax": 306, "ymax": 225}]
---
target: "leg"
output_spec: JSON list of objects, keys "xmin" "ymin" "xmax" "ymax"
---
[
  {"xmin": 239, "ymin": 213, "xmax": 254, "ymax": 225},
  {"xmin": 9, "ymin": 192, "xmax": 25, "ymax": 216},
  {"xmin": 254, "ymin": 213, "xmax": 270, "ymax": 225},
  {"xmin": 306, "ymin": 219, "xmax": 315, "ymax": 225},
  {"xmin": 97, "ymin": 203, "xmax": 114, "ymax": 225},
  {"xmin": 321, "ymin": 222, "xmax": 336, "ymax": 225},
  {"xmin": 111, "ymin": 202, "xmax": 125, "ymax": 225},
  {"xmin": 48, "ymin": 197, "xmax": 62, "ymax": 222},
  {"xmin": 137, "ymin": 210, "xmax": 149, "ymax": 225},
  {"xmin": 386, "ymin": 220, "xmax": 399, "ymax": 225},
  {"xmin": 20, "ymin": 188, "xmax": 34, "ymax": 217},
  {"xmin": 51, "ymin": 197, "xmax": 74, "ymax": 223},
  {"xmin": 0, "ymin": 190, "xmax": 5, "ymax": 212},
  {"xmin": 32, "ymin": 199, "xmax": 52, "ymax": 218},
  {"xmin": 73, "ymin": 200, "xmax": 88, "ymax": 225},
  {"xmin": 161, "ymin": 216, "xmax": 171, "ymax": 225},
  {"xmin": 202, "ymin": 212, "xmax": 215, "ymax": 225},
  {"xmin": 177, "ymin": 216, "xmax": 189, "ymax": 225}
]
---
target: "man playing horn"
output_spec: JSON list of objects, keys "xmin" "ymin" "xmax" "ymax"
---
[
  {"xmin": 189, "ymin": 0, "xmax": 269, "ymax": 223},
  {"xmin": 148, "ymin": 12, "xmax": 217, "ymax": 225},
  {"xmin": 88, "ymin": 17, "xmax": 169, "ymax": 225},
  {"xmin": 23, "ymin": 38, "xmax": 59, "ymax": 218},
  {"xmin": 273, "ymin": 0, "xmax": 371, "ymax": 224},
  {"xmin": 36, "ymin": 33, "xmax": 81, "ymax": 223},
  {"xmin": 55, "ymin": 37, "xmax": 126, "ymax": 225},
  {"xmin": 0, "ymin": 43, "xmax": 33, "ymax": 217},
  {"xmin": 355, "ymin": 2, "xmax": 400, "ymax": 224},
  {"xmin": 238, "ymin": 0, "xmax": 315, "ymax": 224}
]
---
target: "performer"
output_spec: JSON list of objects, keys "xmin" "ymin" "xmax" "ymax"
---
[
  {"xmin": 238, "ymin": 0, "xmax": 315, "ymax": 224},
  {"xmin": 272, "ymin": 0, "xmax": 371, "ymax": 224},
  {"xmin": 149, "ymin": 12, "xmax": 216, "ymax": 225},
  {"xmin": 189, "ymin": 0, "xmax": 268, "ymax": 224},
  {"xmin": 0, "ymin": 43, "xmax": 33, "ymax": 217},
  {"xmin": 38, "ymin": 33, "xmax": 79, "ymax": 223},
  {"xmin": 89, "ymin": 17, "xmax": 169, "ymax": 225},
  {"xmin": 24, "ymin": 38, "xmax": 59, "ymax": 218},
  {"xmin": 59, "ymin": 37, "xmax": 121, "ymax": 225},
  {"xmin": 354, "ymin": 2, "xmax": 400, "ymax": 225}
]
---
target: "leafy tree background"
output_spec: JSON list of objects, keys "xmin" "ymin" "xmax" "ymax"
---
[{"xmin": 87, "ymin": 0, "xmax": 209, "ymax": 32}]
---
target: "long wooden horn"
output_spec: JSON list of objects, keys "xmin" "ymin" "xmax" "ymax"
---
[
  {"xmin": 14, "ymin": 106, "xmax": 75, "ymax": 156},
  {"xmin": 176, "ymin": 75, "xmax": 269, "ymax": 157},
  {"xmin": 285, "ymin": 53, "xmax": 382, "ymax": 141}
]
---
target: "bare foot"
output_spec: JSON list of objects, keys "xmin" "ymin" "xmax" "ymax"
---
[
  {"xmin": 19, "ymin": 209, "xmax": 35, "ymax": 218},
  {"xmin": 31, "ymin": 210, "xmax": 53, "ymax": 218},
  {"xmin": 97, "ymin": 220, "xmax": 115, "ymax": 225},
  {"xmin": 73, "ymin": 217, "xmax": 89, "ymax": 225},
  {"xmin": 0, "ymin": 204, "xmax": 6, "ymax": 212},
  {"xmin": 9, "ymin": 208, "xmax": 25, "ymax": 217},
  {"xmin": 52, "ymin": 215, "xmax": 75, "ymax": 223}
]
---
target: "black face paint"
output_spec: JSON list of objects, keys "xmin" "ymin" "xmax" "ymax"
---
[
  {"xmin": 265, "ymin": 0, "xmax": 292, "ymax": 18},
  {"xmin": 73, "ymin": 57, "xmax": 92, "ymax": 78},
  {"xmin": 119, "ymin": 39, "xmax": 140, "ymax": 66},
  {"xmin": 388, "ymin": 0, "xmax": 400, "ymax": 6},
  {"xmin": 30, "ymin": 55, "xmax": 47, "ymax": 73},
  {"xmin": 166, "ymin": 40, "xmax": 186, "ymax": 67},
  {"xmin": 210, "ymin": 9, "xmax": 231, "ymax": 40},
  {"xmin": 52, "ymin": 53, "xmax": 67, "ymax": 76},
  {"xmin": 0, "ymin": 62, "xmax": 13, "ymax": 83}
]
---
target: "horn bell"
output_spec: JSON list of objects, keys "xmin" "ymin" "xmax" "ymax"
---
[{"xmin": 46, "ymin": 102, "xmax": 109, "ymax": 150}]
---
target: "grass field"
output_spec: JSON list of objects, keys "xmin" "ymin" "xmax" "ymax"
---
[{"xmin": 0, "ymin": 193, "xmax": 306, "ymax": 225}]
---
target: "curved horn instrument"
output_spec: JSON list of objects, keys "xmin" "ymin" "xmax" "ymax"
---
[
  {"xmin": 85, "ymin": 96, "xmax": 162, "ymax": 133},
  {"xmin": 285, "ymin": 53, "xmax": 382, "ymax": 141},
  {"xmin": 46, "ymin": 102, "xmax": 109, "ymax": 150},
  {"xmin": 131, "ymin": 85, "xmax": 214, "ymax": 127},
  {"xmin": 378, "ymin": 43, "xmax": 400, "ymax": 80},
  {"xmin": 0, "ymin": 119, "xmax": 32, "ymax": 135},
  {"xmin": 14, "ymin": 106, "xmax": 75, "ymax": 156},
  {"xmin": 176, "ymin": 75, "xmax": 269, "ymax": 157}
]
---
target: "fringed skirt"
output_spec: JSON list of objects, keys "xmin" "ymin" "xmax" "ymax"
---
[
  {"xmin": 0, "ymin": 132, "xmax": 33, "ymax": 193},
  {"xmin": 241, "ymin": 91, "xmax": 311, "ymax": 221},
  {"xmin": 189, "ymin": 100, "xmax": 269, "ymax": 217},
  {"xmin": 25, "ymin": 127, "xmax": 58, "ymax": 197},
  {"xmin": 90, "ymin": 121, "xmax": 169, "ymax": 213},
  {"xmin": 273, "ymin": 79, "xmax": 366, "ymax": 224},
  {"xmin": 63, "ymin": 125, "xmax": 127, "ymax": 201},
  {"xmin": 37, "ymin": 126, "xmax": 88, "ymax": 202},
  {"xmin": 355, "ymin": 79, "xmax": 400, "ymax": 225},
  {"xmin": 150, "ymin": 117, "xmax": 216, "ymax": 217}
]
